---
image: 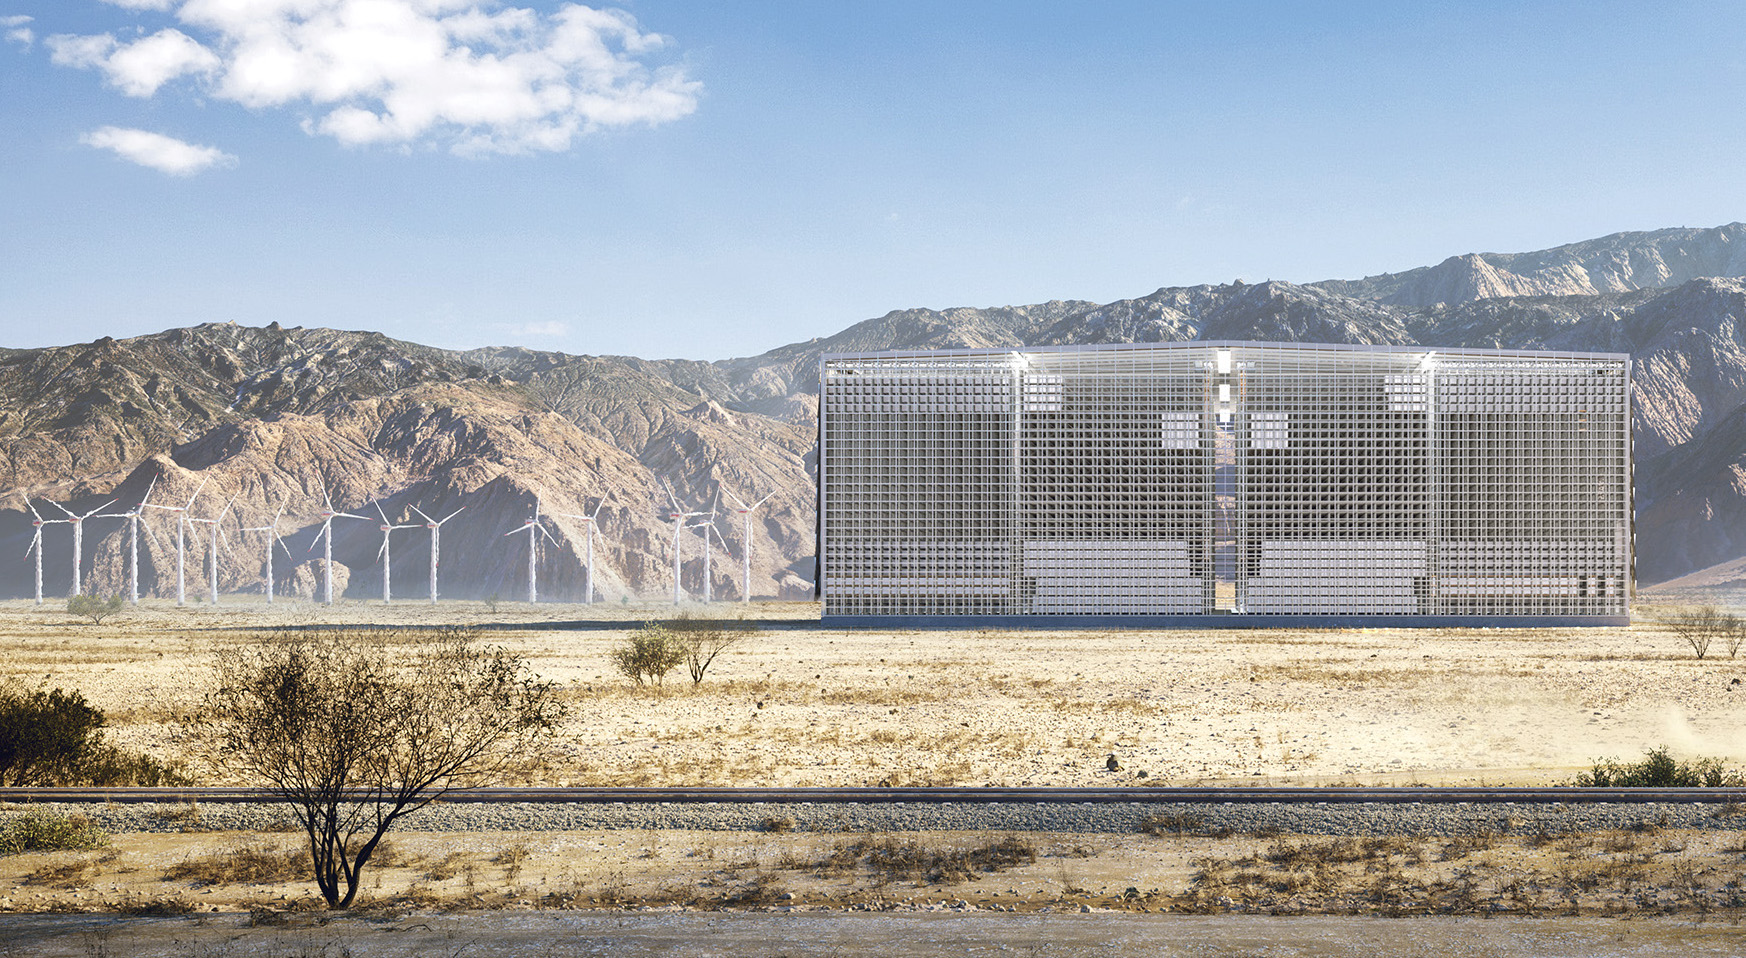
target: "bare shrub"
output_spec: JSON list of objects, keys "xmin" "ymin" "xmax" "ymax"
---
[
  {"xmin": 669, "ymin": 615, "xmax": 748, "ymax": 686},
  {"xmin": 1657, "ymin": 606, "xmax": 1737, "ymax": 660},
  {"xmin": 205, "ymin": 627, "xmax": 565, "ymax": 909}
]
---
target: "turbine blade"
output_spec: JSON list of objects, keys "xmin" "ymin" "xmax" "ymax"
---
[
  {"xmin": 376, "ymin": 502, "xmax": 390, "ymax": 524},
  {"xmin": 723, "ymin": 488, "xmax": 750, "ymax": 511},
  {"xmin": 590, "ymin": 497, "xmax": 606, "ymax": 520},
  {"xmin": 753, "ymin": 493, "xmax": 775, "ymax": 508},
  {"xmin": 409, "ymin": 504, "xmax": 433, "ymax": 524},
  {"xmin": 24, "ymin": 531, "xmax": 40, "ymax": 559},
  {"xmin": 47, "ymin": 500, "xmax": 76, "ymax": 519},
  {"xmin": 440, "ymin": 507, "xmax": 464, "ymax": 524},
  {"xmin": 81, "ymin": 499, "xmax": 119, "ymax": 520},
  {"xmin": 26, "ymin": 500, "xmax": 44, "ymax": 521},
  {"xmin": 184, "ymin": 477, "xmax": 207, "ymax": 510}
]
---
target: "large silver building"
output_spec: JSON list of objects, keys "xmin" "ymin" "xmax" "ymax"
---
[{"xmin": 817, "ymin": 342, "xmax": 1632, "ymax": 626}]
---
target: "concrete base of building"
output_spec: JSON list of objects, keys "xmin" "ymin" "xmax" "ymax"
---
[{"xmin": 819, "ymin": 614, "xmax": 1631, "ymax": 630}]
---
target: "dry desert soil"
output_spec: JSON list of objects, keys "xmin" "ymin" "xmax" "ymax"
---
[{"xmin": 2, "ymin": 597, "xmax": 1745, "ymax": 919}]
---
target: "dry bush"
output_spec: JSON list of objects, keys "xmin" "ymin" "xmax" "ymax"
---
[
  {"xmin": 23, "ymin": 853, "xmax": 113, "ymax": 887},
  {"xmin": 816, "ymin": 835, "xmax": 1037, "ymax": 885},
  {"xmin": 162, "ymin": 842, "xmax": 310, "ymax": 885},
  {"xmin": 1655, "ymin": 606, "xmax": 1739, "ymax": 660}
]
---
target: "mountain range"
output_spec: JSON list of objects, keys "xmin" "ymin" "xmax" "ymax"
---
[{"xmin": 4, "ymin": 222, "xmax": 1746, "ymax": 602}]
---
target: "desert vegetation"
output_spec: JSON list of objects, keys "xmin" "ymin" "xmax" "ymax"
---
[{"xmin": 204, "ymin": 627, "xmax": 565, "ymax": 908}]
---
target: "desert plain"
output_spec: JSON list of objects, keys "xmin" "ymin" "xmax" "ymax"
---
[{"xmin": 2, "ymin": 596, "xmax": 1745, "ymax": 921}]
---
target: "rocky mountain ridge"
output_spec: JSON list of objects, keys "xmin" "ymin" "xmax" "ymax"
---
[{"xmin": 6, "ymin": 222, "xmax": 1746, "ymax": 600}]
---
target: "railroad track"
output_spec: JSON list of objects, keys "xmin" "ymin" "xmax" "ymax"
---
[{"xmin": 3, "ymin": 786, "xmax": 1743, "ymax": 805}]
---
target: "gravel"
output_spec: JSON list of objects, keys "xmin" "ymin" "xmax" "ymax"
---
[{"xmin": 6, "ymin": 800, "xmax": 1743, "ymax": 837}]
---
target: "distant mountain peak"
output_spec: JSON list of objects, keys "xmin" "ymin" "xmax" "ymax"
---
[{"xmin": 1316, "ymin": 222, "xmax": 1746, "ymax": 307}]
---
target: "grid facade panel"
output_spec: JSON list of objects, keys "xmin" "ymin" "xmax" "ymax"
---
[{"xmin": 819, "ymin": 342, "xmax": 1631, "ymax": 624}]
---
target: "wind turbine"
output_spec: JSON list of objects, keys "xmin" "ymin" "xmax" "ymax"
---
[
  {"xmin": 187, "ymin": 497, "xmax": 237, "ymax": 605},
  {"xmin": 724, "ymin": 487, "xmax": 775, "ymax": 604},
  {"xmin": 662, "ymin": 482, "xmax": 707, "ymax": 604},
  {"xmin": 97, "ymin": 476, "xmax": 161, "ymax": 605},
  {"xmin": 688, "ymin": 514, "xmax": 729, "ymax": 604},
  {"xmin": 242, "ymin": 502, "xmax": 294, "ymax": 604},
  {"xmin": 46, "ymin": 497, "xmax": 118, "ymax": 597},
  {"xmin": 502, "ymin": 500, "xmax": 558, "ymax": 603},
  {"xmin": 144, "ymin": 478, "xmax": 206, "ymax": 606},
  {"xmin": 552, "ymin": 498, "xmax": 606, "ymax": 604},
  {"xmin": 23, "ymin": 502, "xmax": 68, "ymax": 606},
  {"xmin": 409, "ymin": 505, "xmax": 464, "ymax": 604},
  {"xmin": 309, "ymin": 489, "xmax": 368, "ymax": 606},
  {"xmin": 371, "ymin": 503, "xmax": 417, "ymax": 604}
]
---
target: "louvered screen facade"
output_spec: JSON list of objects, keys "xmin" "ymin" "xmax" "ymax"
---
[{"xmin": 818, "ymin": 342, "xmax": 1631, "ymax": 626}]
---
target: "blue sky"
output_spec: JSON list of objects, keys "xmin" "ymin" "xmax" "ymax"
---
[{"xmin": 2, "ymin": 1, "xmax": 1743, "ymax": 360}]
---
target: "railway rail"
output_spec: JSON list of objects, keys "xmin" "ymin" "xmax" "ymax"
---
[{"xmin": 3, "ymin": 786, "xmax": 1743, "ymax": 805}]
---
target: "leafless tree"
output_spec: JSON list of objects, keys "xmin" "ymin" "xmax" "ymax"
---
[
  {"xmin": 671, "ymin": 617, "xmax": 749, "ymax": 686},
  {"xmin": 206, "ymin": 628, "xmax": 564, "ymax": 909},
  {"xmin": 1657, "ymin": 606, "xmax": 1738, "ymax": 661}
]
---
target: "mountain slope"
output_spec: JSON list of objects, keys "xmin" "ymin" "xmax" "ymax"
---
[{"xmin": 8, "ymin": 223, "xmax": 1746, "ymax": 596}]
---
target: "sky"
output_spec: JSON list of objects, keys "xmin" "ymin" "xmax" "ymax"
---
[{"xmin": 2, "ymin": 1, "xmax": 1744, "ymax": 361}]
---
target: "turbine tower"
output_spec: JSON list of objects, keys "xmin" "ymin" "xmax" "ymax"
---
[
  {"xmin": 187, "ymin": 497, "xmax": 237, "ymax": 605},
  {"xmin": 23, "ymin": 502, "xmax": 68, "ymax": 606},
  {"xmin": 410, "ymin": 505, "xmax": 464, "ymax": 604},
  {"xmin": 372, "ymin": 503, "xmax": 417, "ymax": 604},
  {"xmin": 688, "ymin": 516, "xmax": 728, "ymax": 604},
  {"xmin": 662, "ymin": 483, "xmax": 706, "ymax": 604},
  {"xmin": 723, "ymin": 488, "xmax": 775, "ymax": 604},
  {"xmin": 242, "ymin": 502, "xmax": 294, "ymax": 604},
  {"xmin": 502, "ymin": 500, "xmax": 558, "ymax": 603},
  {"xmin": 553, "ymin": 498, "xmax": 606, "ymax": 604},
  {"xmin": 47, "ymin": 497, "xmax": 118, "ymax": 598},
  {"xmin": 144, "ymin": 478, "xmax": 206, "ymax": 606},
  {"xmin": 98, "ymin": 476, "xmax": 161, "ymax": 605},
  {"xmin": 309, "ymin": 489, "xmax": 367, "ymax": 606}
]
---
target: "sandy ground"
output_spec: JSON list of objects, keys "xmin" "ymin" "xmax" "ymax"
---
[
  {"xmin": 3, "ymin": 823, "xmax": 1746, "ymax": 919},
  {"xmin": 1, "ymin": 597, "xmax": 1743, "ymax": 788},
  {"xmin": 3, "ymin": 597, "xmax": 1746, "ymax": 919}
]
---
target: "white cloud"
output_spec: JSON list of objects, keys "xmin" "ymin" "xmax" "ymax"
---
[
  {"xmin": 506, "ymin": 320, "xmax": 569, "ymax": 337},
  {"xmin": 4, "ymin": 26, "xmax": 31, "ymax": 46},
  {"xmin": 50, "ymin": 1, "xmax": 700, "ymax": 154},
  {"xmin": 81, "ymin": 126, "xmax": 237, "ymax": 175},
  {"xmin": 102, "ymin": 0, "xmax": 177, "ymax": 9},
  {"xmin": 58, "ymin": 28, "xmax": 220, "ymax": 96},
  {"xmin": 0, "ymin": 14, "xmax": 30, "ymax": 26}
]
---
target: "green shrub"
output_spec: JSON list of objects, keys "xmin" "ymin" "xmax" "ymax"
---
[
  {"xmin": 610, "ymin": 623, "xmax": 687, "ymax": 687},
  {"xmin": 0, "ymin": 682, "xmax": 190, "ymax": 787},
  {"xmin": 67, "ymin": 594, "xmax": 125, "ymax": 625},
  {"xmin": 0, "ymin": 685, "xmax": 105, "ymax": 786},
  {"xmin": 0, "ymin": 810, "xmax": 109, "ymax": 855},
  {"xmin": 1572, "ymin": 746, "xmax": 1746, "ymax": 787}
]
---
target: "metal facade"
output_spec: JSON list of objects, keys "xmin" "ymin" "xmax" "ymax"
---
[{"xmin": 818, "ymin": 342, "xmax": 1631, "ymax": 626}]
